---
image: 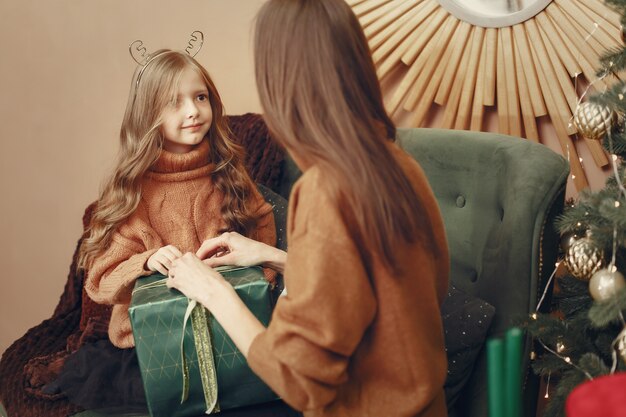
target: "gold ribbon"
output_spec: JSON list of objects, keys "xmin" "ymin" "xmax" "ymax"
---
[
  {"xmin": 191, "ymin": 303, "xmax": 220, "ymax": 413},
  {"xmin": 181, "ymin": 300, "xmax": 219, "ymax": 413},
  {"xmin": 133, "ymin": 278, "xmax": 219, "ymax": 413}
]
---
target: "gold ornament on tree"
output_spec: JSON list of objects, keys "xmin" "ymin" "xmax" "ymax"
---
[
  {"xmin": 560, "ymin": 231, "xmax": 580, "ymax": 253},
  {"xmin": 573, "ymin": 102, "xmax": 616, "ymax": 141},
  {"xmin": 589, "ymin": 267, "xmax": 626, "ymax": 302},
  {"xmin": 614, "ymin": 327, "xmax": 626, "ymax": 365},
  {"xmin": 564, "ymin": 237, "xmax": 605, "ymax": 280}
]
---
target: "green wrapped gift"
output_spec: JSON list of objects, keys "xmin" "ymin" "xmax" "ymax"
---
[{"xmin": 129, "ymin": 266, "xmax": 278, "ymax": 417}]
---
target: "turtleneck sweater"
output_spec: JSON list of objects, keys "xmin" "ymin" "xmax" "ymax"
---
[{"xmin": 85, "ymin": 139, "xmax": 276, "ymax": 348}]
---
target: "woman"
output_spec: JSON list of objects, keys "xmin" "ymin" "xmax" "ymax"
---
[{"xmin": 167, "ymin": 0, "xmax": 450, "ymax": 416}]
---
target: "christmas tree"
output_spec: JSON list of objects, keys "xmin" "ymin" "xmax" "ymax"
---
[{"xmin": 524, "ymin": 1, "xmax": 626, "ymax": 416}]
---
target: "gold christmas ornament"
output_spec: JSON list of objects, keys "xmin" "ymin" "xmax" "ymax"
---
[
  {"xmin": 589, "ymin": 267, "xmax": 626, "ymax": 302},
  {"xmin": 573, "ymin": 101, "xmax": 616, "ymax": 141},
  {"xmin": 615, "ymin": 327, "xmax": 626, "ymax": 365},
  {"xmin": 560, "ymin": 231, "xmax": 580, "ymax": 253},
  {"xmin": 564, "ymin": 237, "xmax": 604, "ymax": 280}
]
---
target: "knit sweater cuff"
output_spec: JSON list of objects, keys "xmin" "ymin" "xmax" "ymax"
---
[
  {"xmin": 247, "ymin": 330, "xmax": 272, "ymax": 385},
  {"xmin": 90, "ymin": 249, "xmax": 158, "ymax": 304}
]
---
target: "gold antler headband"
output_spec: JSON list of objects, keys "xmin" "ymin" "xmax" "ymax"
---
[{"xmin": 128, "ymin": 31, "xmax": 205, "ymax": 94}]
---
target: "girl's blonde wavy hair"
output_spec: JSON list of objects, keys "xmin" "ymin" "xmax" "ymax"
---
[{"xmin": 78, "ymin": 50, "xmax": 258, "ymax": 270}]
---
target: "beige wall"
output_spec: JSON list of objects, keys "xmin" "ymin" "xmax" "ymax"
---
[
  {"xmin": 0, "ymin": 1, "xmax": 609, "ymax": 357},
  {"xmin": 0, "ymin": 0, "xmax": 265, "ymax": 356}
]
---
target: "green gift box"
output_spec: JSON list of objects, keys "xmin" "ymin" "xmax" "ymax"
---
[{"xmin": 129, "ymin": 266, "xmax": 278, "ymax": 417}]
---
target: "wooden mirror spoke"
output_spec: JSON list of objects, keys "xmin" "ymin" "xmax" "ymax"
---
[{"xmin": 351, "ymin": 0, "xmax": 619, "ymax": 191}]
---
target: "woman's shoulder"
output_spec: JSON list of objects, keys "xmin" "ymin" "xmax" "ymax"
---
[
  {"xmin": 290, "ymin": 165, "xmax": 337, "ymax": 206},
  {"xmin": 287, "ymin": 165, "xmax": 343, "ymax": 232}
]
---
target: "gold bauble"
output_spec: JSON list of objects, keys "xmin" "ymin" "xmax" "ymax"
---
[
  {"xmin": 573, "ymin": 101, "xmax": 616, "ymax": 141},
  {"xmin": 564, "ymin": 237, "xmax": 604, "ymax": 280},
  {"xmin": 615, "ymin": 327, "xmax": 626, "ymax": 365},
  {"xmin": 560, "ymin": 231, "xmax": 580, "ymax": 253},
  {"xmin": 589, "ymin": 268, "xmax": 626, "ymax": 302}
]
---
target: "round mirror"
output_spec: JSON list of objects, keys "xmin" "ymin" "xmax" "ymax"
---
[{"xmin": 436, "ymin": 0, "xmax": 552, "ymax": 28}]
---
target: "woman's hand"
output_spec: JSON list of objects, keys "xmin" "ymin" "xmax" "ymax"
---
[
  {"xmin": 146, "ymin": 245, "xmax": 183, "ymax": 275},
  {"xmin": 196, "ymin": 232, "xmax": 287, "ymax": 273},
  {"xmin": 167, "ymin": 252, "xmax": 265, "ymax": 357},
  {"xmin": 166, "ymin": 253, "xmax": 232, "ymax": 308}
]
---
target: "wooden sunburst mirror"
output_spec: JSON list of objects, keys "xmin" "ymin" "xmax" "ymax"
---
[{"xmin": 348, "ymin": 0, "xmax": 623, "ymax": 190}]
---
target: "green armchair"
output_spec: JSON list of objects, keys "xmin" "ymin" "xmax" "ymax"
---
[{"xmin": 38, "ymin": 127, "xmax": 570, "ymax": 417}]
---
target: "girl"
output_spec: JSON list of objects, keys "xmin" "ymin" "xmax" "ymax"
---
[
  {"xmin": 168, "ymin": 1, "xmax": 450, "ymax": 416},
  {"xmin": 51, "ymin": 49, "xmax": 285, "ymax": 413},
  {"xmin": 79, "ymin": 49, "xmax": 276, "ymax": 349}
]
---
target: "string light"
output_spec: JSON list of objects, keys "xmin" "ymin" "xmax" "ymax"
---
[
  {"xmin": 606, "ymin": 130, "xmax": 626, "ymax": 201},
  {"xmin": 544, "ymin": 372, "xmax": 551, "ymax": 399},
  {"xmin": 535, "ymin": 262, "xmax": 560, "ymax": 313},
  {"xmin": 536, "ymin": 338, "xmax": 593, "ymax": 380}
]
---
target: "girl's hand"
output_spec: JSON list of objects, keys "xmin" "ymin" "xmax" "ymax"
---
[
  {"xmin": 146, "ymin": 245, "xmax": 183, "ymax": 275},
  {"xmin": 196, "ymin": 232, "xmax": 270, "ymax": 268},
  {"xmin": 166, "ymin": 253, "xmax": 233, "ymax": 309}
]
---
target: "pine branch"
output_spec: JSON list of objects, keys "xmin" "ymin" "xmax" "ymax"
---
[
  {"xmin": 557, "ymin": 276, "xmax": 591, "ymax": 296},
  {"xmin": 588, "ymin": 287, "xmax": 626, "ymax": 327},
  {"xmin": 578, "ymin": 352, "xmax": 611, "ymax": 377},
  {"xmin": 603, "ymin": 132, "xmax": 626, "ymax": 156},
  {"xmin": 594, "ymin": 329, "xmax": 623, "ymax": 362},
  {"xmin": 532, "ymin": 354, "xmax": 571, "ymax": 376},
  {"xmin": 542, "ymin": 369, "xmax": 589, "ymax": 417},
  {"xmin": 559, "ymin": 296, "xmax": 592, "ymax": 318},
  {"xmin": 605, "ymin": 0, "xmax": 626, "ymax": 18}
]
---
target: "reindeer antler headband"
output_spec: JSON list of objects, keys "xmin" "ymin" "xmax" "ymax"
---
[{"xmin": 128, "ymin": 30, "xmax": 204, "ymax": 95}]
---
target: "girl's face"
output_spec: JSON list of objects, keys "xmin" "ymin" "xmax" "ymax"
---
[{"xmin": 160, "ymin": 67, "xmax": 212, "ymax": 153}]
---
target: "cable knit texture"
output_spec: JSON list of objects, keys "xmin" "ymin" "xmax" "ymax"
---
[
  {"xmin": 85, "ymin": 138, "xmax": 276, "ymax": 348},
  {"xmin": 1, "ymin": 113, "xmax": 284, "ymax": 417}
]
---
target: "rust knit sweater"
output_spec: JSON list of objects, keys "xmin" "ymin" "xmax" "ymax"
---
[
  {"xmin": 85, "ymin": 138, "xmax": 276, "ymax": 348},
  {"xmin": 248, "ymin": 141, "xmax": 449, "ymax": 417}
]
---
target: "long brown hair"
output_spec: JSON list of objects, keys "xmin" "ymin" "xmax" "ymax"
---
[
  {"xmin": 254, "ymin": 0, "xmax": 433, "ymax": 268},
  {"xmin": 79, "ymin": 50, "xmax": 257, "ymax": 269}
]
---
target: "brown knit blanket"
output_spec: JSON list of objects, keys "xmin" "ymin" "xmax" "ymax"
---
[{"xmin": 0, "ymin": 113, "xmax": 283, "ymax": 417}]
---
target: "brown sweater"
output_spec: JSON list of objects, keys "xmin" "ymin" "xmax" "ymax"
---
[
  {"xmin": 85, "ymin": 139, "xmax": 276, "ymax": 348},
  {"xmin": 248, "ymin": 142, "xmax": 449, "ymax": 417}
]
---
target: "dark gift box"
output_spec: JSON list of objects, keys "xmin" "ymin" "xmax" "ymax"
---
[{"xmin": 129, "ymin": 266, "xmax": 278, "ymax": 417}]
